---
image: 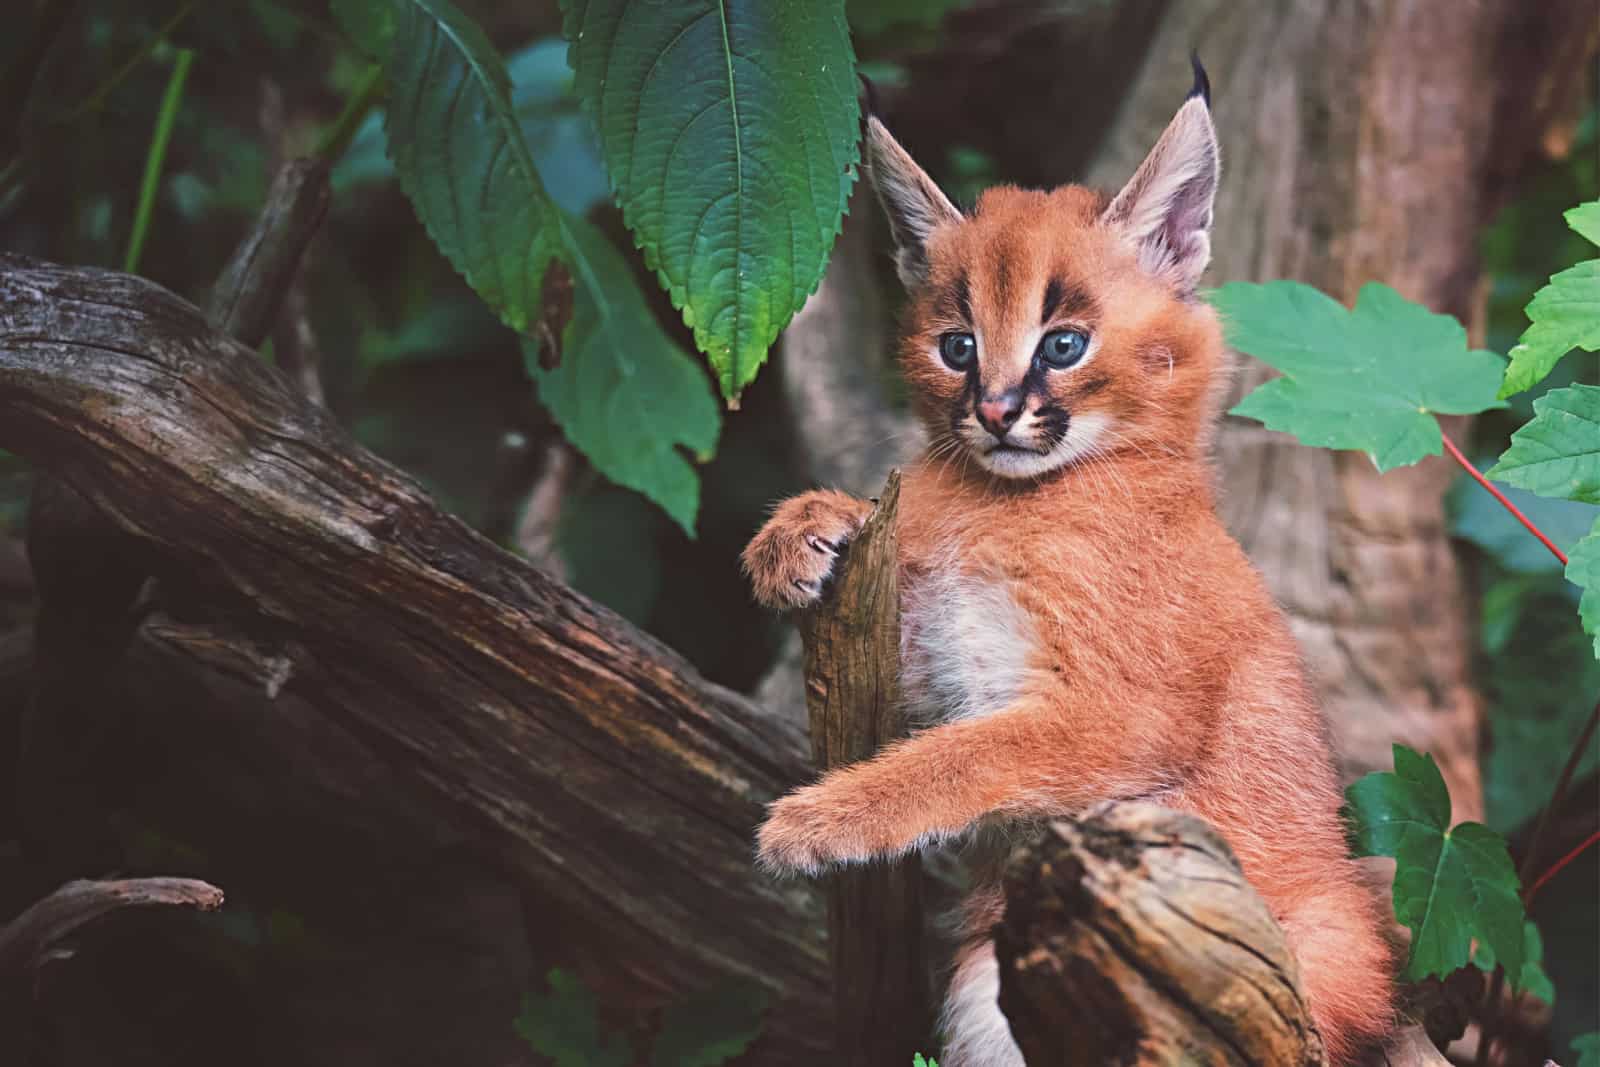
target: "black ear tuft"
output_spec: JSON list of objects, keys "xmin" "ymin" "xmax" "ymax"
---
[
  {"xmin": 859, "ymin": 72, "xmax": 882, "ymax": 119},
  {"xmin": 1187, "ymin": 52, "xmax": 1211, "ymax": 108}
]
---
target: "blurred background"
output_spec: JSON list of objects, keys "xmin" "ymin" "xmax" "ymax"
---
[{"xmin": 0, "ymin": 1, "xmax": 1595, "ymax": 1064}]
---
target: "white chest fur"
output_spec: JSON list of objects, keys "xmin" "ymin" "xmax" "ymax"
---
[{"xmin": 900, "ymin": 568, "xmax": 1037, "ymax": 725}]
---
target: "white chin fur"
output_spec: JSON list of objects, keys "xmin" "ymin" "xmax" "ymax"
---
[{"xmin": 972, "ymin": 413, "xmax": 1110, "ymax": 479}]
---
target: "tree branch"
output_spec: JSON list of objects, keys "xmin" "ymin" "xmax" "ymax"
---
[
  {"xmin": 0, "ymin": 877, "xmax": 224, "ymax": 979},
  {"xmin": 0, "ymin": 255, "xmax": 829, "ymax": 1055},
  {"xmin": 995, "ymin": 804, "xmax": 1447, "ymax": 1067},
  {"xmin": 797, "ymin": 472, "xmax": 932, "ymax": 1061}
]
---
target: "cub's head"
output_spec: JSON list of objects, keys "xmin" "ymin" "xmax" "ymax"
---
[{"xmin": 867, "ymin": 66, "xmax": 1227, "ymax": 479}]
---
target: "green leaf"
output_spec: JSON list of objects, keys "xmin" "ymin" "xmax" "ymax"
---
[
  {"xmin": 1573, "ymin": 1032, "xmax": 1600, "ymax": 1067},
  {"xmin": 1567, "ymin": 515, "xmax": 1600, "ymax": 659},
  {"xmin": 1474, "ymin": 920, "xmax": 1554, "ymax": 1005},
  {"xmin": 362, "ymin": 0, "xmax": 718, "ymax": 530},
  {"xmin": 1487, "ymin": 384, "xmax": 1600, "ymax": 504},
  {"xmin": 649, "ymin": 980, "xmax": 769, "ymax": 1067},
  {"xmin": 530, "ymin": 218, "xmax": 721, "ymax": 536},
  {"xmin": 1215, "ymin": 281, "xmax": 1506, "ymax": 472},
  {"xmin": 1500, "ymin": 201, "xmax": 1600, "ymax": 397},
  {"xmin": 513, "ymin": 969, "xmax": 634, "ymax": 1067},
  {"xmin": 913, "ymin": 1056, "xmax": 940, "ymax": 1067},
  {"xmin": 376, "ymin": 0, "xmax": 566, "ymax": 337},
  {"xmin": 562, "ymin": 0, "xmax": 860, "ymax": 403},
  {"xmin": 1345, "ymin": 745, "xmax": 1529, "ymax": 988}
]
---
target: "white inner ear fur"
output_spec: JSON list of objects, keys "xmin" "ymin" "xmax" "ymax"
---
[
  {"xmin": 1101, "ymin": 97, "xmax": 1219, "ymax": 293},
  {"xmin": 866, "ymin": 116, "xmax": 963, "ymax": 288}
]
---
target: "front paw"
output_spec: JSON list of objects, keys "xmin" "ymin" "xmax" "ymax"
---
[
  {"xmin": 755, "ymin": 782, "xmax": 873, "ymax": 876},
  {"xmin": 741, "ymin": 490, "xmax": 873, "ymax": 610}
]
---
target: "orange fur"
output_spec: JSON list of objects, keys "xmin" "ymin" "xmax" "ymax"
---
[{"xmin": 744, "ymin": 97, "xmax": 1394, "ymax": 1064}]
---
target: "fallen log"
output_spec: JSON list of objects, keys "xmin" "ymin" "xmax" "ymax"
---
[
  {"xmin": 0, "ymin": 255, "xmax": 828, "ymax": 1055},
  {"xmin": 995, "ymin": 804, "xmax": 1448, "ymax": 1067}
]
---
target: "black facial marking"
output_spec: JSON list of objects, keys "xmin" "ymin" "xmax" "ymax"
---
[
  {"xmin": 934, "ymin": 272, "xmax": 973, "ymax": 325},
  {"xmin": 1034, "ymin": 404, "xmax": 1072, "ymax": 449},
  {"xmin": 1075, "ymin": 374, "xmax": 1112, "ymax": 397},
  {"xmin": 954, "ymin": 272, "xmax": 972, "ymax": 323},
  {"xmin": 1040, "ymin": 278, "xmax": 1098, "ymax": 325},
  {"xmin": 1040, "ymin": 278, "xmax": 1063, "ymax": 325}
]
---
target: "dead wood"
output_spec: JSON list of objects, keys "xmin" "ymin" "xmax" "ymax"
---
[
  {"xmin": 995, "ymin": 804, "xmax": 1448, "ymax": 1067},
  {"xmin": 0, "ymin": 877, "xmax": 224, "ymax": 979},
  {"xmin": 797, "ymin": 471, "xmax": 932, "ymax": 1062},
  {"xmin": 0, "ymin": 255, "xmax": 829, "ymax": 1056},
  {"xmin": 206, "ymin": 157, "xmax": 331, "ymax": 350}
]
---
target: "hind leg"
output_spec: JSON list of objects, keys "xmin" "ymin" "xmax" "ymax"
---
[{"xmin": 941, "ymin": 940, "xmax": 1023, "ymax": 1067}]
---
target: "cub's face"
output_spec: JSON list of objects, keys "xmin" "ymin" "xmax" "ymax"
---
[
  {"xmin": 867, "ymin": 73, "xmax": 1224, "ymax": 480},
  {"xmin": 903, "ymin": 189, "xmax": 1148, "ymax": 479}
]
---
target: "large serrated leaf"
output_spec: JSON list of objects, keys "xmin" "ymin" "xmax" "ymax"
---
[
  {"xmin": 1345, "ymin": 745, "xmax": 1530, "ymax": 989},
  {"xmin": 1487, "ymin": 384, "xmax": 1600, "ymax": 504},
  {"xmin": 1214, "ymin": 281, "xmax": 1505, "ymax": 472},
  {"xmin": 349, "ymin": 0, "xmax": 720, "ymax": 532},
  {"xmin": 1500, "ymin": 201, "xmax": 1600, "ymax": 397},
  {"xmin": 376, "ymin": 0, "xmax": 565, "ymax": 337},
  {"xmin": 561, "ymin": 0, "xmax": 860, "ymax": 403},
  {"xmin": 648, "ymin": 979, "xmax": 769, "ymax": 1067},
  {"xmin": 514, "ymin": 969, "xmax": 633, "ymax": 1067},
  {"xmin": 529, "ymin": 218, "xmax": 720, "ymax": 537}
]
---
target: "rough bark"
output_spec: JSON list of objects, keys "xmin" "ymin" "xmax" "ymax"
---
[
  {"xmin": 995, "ymin": 805, "xmax": 1448, "ymax": 1067},
  {"xmin": 1080, "ymin": 0, "xmax": 1578, "ymax": 817},
  {"xmin": 0, "ymin": 255, "xmax": 829, "ymax": 1056},
  {"xmin": 796, "ymin": 472, "xmax": 932, "ymax": 1062},
  {"xmin": 205, "ymin": 157, "xmax": 331, "ymax": 351},
  {"xmin": 756, "ymin": 186, "xmax": 923, "ymax": 720}
]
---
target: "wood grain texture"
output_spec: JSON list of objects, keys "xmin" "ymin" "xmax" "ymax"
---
[
  {"xmin": 995, "ymin": 805, "xmax": 1450, "ymax": 1067},
  {"xmin": 997, "ymin": 804, "xmax": 1328, "ymax": 1066},
  {"xmin": 0, "ymin": 255, "xmax": 830, "ymax": 1058},
  {"xmin": 797, "ymin": 471, "xmax": 933, "ymax": 1062}
]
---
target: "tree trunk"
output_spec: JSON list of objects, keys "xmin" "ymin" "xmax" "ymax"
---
[{"xmin": 1081, "ymin": 0, "xmax": 1587, "ymax": 818}]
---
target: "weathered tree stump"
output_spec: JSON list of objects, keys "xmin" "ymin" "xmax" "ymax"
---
[
  {"xmin": 995, "ymin": 805, "xmax": 1449, "ymax": 1067},
  {"xmin": 797, "ymin": 471, "xmax": 933, "ymax": 1064}
]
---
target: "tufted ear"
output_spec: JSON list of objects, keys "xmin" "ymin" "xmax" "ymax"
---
[
  {"xmin": 865, "ymin": 116, "xmax": 963, "ymax": 289},
  {"xmin": 1101, "ymin": 60, "xmax": 1220, "ymax": 294}
]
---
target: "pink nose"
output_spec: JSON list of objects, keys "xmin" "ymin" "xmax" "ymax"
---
[{"xmin": 976, "ymin": 390, "xmax": 1024, "ymax": 439}]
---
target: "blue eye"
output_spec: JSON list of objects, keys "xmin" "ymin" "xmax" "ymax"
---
[
  {"xmin": 1038, "ymin": 329, "xmax": 1089, "ymax": 369},
  {"xmin": 939, "ymin": 332, "xmax": 977, "ymax": 370}
]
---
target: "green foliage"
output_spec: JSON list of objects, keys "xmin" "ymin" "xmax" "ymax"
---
[
  {"xmin": 529, "ymin": 218, "xmax": 720, "ymax": 535},
  {"xmin": 515, "ymin": 969, "xmax": 768, "ymax": 1067},
  {"xmin": 1213, "ymin": 281, "xmax": 1505, "ymax": 472},
  {"xmin": 561, "ymin": 0, "xmax": 860, "ymax": 403},
  {"xmin": 1573, "ymin": 1032, "xmax": 1600, "ymax": 1067},
  {"xmin": 1488, "ymin": 385, "xmax": 1600, "ymax": 504},
  {"xmin": 913, "ymin": 1056, "xmax": 939, "ymax": 1067},
  {"xmin": 347, "ymin": 0, "xmax": 721, "ymax": 532},
  {"xmin": 1345, "ymin": 745, "xmax": 1531, "ymax": 991},
  {"xmin": 649, "ymin": 981, "xmax": 769, "ymax": 1067},
  {"xmin": 1499, "ymin": 201, "xmax": 1600, "ymax": 397},
  {"xmin": 1473, "ymin": 919, "xmax": 1555, "ymax": 1005},
  {"xmin": 360, "ymin": 0, "xmax": 566, "ymax": 338},
  {"xmin": 1566, "ymin": 517, "xmax": 1600, "ymax": 658},
  {"xmin": 514, "ymin": 969, "xmax": 633, "ymax": 1067}
]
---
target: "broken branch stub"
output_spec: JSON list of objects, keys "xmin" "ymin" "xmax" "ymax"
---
[
  {"xmin": 996, "ymin": 803, "xmax": 1329, "ymax": 1066},
  {"xmin": 796, "ymin": 470, "xmax": 933, "ymax": 1064}
]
